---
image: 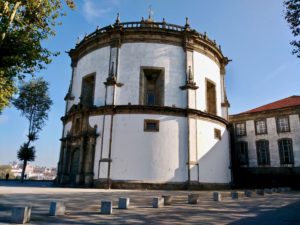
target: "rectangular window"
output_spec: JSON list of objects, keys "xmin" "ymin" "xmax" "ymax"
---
[
  {"xmin": 255, "ymin": 120, "xmax": 267, "ymax": 135},
  {"xmin": 146, "ymin": 92, "xmax": 156, "ymax": 105},
  {"xmin": 256, "ymin": 140, "xmax": 270, "ymax": 166},
  {"xmin": 276, "ymin": 117, "xmax": 290, "ymax": 133},
  {"xmin": 144, "ymin": 119, "xmax": 159, "ymax": 132},
  {"xmin": 235, "ymin": 123, "xmax": 246, "ymax": 136},
  {"xmin": 214, "ymin": 128, "xmax": 221, "ymax": 140},
  {"xmin": 140, "ymin": 67, "xmax": 164, "ymax": 106},
  {"xmin": 206, "ymin": 79, "xmax": 217, "ymax": 115},
  {"xmin": 81, "ymin": 74, "xmax": 95, "ymax": 106},
  {"xmin": 237, "ymin": 141, "xmax": 249, "ymax": 166},
  {"xmin": 278, "ymin": 139, "xmax": 294, "ymax": 165}
]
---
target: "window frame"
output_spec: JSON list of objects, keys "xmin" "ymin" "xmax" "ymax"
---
[
  {"xmin": 235, "ymin": 122, "xmax": 247, "ymax": 137},
  {"xmin": 256, "ymin": 139, "xmax": 270, "ymax": 166},
  {"xmin": 80, "ymin": 73, "xmax": 96, "ymax": 107},
  {"xmin": 139, "ymin": 67, "xmax": 165, "ymax": 106},
  {"xmin": 205, "ymin": 78, "xmax": 217, "ymax": 115},
  {"xmin": 144, "ymin": 119, "xmax": 159, "ymax": 132},
  {"xmin": 278, "ymin": 138, "xmax": 294, "ymax": 166},
  {"xmin": 276, "ymin": 116, "xmax": 290, "ymax": 133},
  {"xmin": 214, "ymin": 128, "xmax": 221, "ymax": 140},
  {"xmin": 255, "ymin": 119, "xmax": 268, "ymax": 135},
  {"xmin": 237, "ymin": 141, "xmax": 249, "ymax": 166}
]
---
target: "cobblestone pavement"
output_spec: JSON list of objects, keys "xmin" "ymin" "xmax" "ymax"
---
[{"xmin": 0, "ymin": 182, "xmax": 299, "ymax": 224}]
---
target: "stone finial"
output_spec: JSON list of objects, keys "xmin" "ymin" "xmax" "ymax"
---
[
  {"xmin": 96, "ymin": 25, "xmax": 99, "ymax": 30},
  {"xmin": 76, "ymin": 37, "xmax": 80, "ymax": 45},
  {"xmin": 219, "ymin": 45, "xmax": 222, "ymax": 50},
  {"xmin": 162, "ymin": 18, "xmax": 166, "ymax": 23},
  {"xmin": 148, "ymin": 5, "xmax": 154, "ymax": 20},
  {"xmin": 115, "ymin": 13, "xmax": 120, "ymax": 24},
  {"xmin": 141, "ymin": 16, "xmax": 145, "ymax": 22},
  {"xmin": 185, "ymin": 17, "xmax": 190, "ymax": 27}
]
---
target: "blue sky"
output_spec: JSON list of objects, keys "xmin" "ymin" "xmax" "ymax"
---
[{"xmin": 0, "ymin": 0, "xmax": 299, "ymax": 167}]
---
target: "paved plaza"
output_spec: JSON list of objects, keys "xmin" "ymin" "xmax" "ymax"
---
[{"xmin": 0, "ymin": 181, "xmax": 300, "ymax": 224}]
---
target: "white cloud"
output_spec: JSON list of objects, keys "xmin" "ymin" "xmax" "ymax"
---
[{"xmin": 82, "ymin": 0, "xmax": 120, "ymax": 22}]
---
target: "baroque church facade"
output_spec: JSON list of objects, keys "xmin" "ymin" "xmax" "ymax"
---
[{"xmin": 56, "ymin": 15, "xmax": 231, "ymax": 188}]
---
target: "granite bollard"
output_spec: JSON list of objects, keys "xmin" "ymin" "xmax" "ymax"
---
[
  {"xmin": 101, "ymin": 201, "xmax": 112, "ymax": 214},
  {"xmin": 264, "ymin": 188, "xmax": 272, "ymax": 194},
  {"xmin": 11, "ymin": 206, "xmax": 31, "ymax": 224},
  {"xmin": 49, "ymin": 201, "xmax": 65, "ymax": 216},
  {"xmin": 153, "ymin": 197, "xmax": 164, "ymax": 208},
  {"xmin": 231, "ymin": 191, "xmax": 238, "ymax": 200},
  {"xmin": 118, "ymin": 197, "xmax": 130, "ymax": 209},
  {"xmin": 256, "ymin": 189, "xmax": 264, "ymax": 195},
  {"xmin": 188, "ymin": 194, "xmax": 199, "ymax": 204},
  {"xmin": 213, "ymin": 192, "xmax": 222, "ymax": 201},
  {"xmin": 162, "ymin": 195, "xmax": 173, "ymax": 205},
  {"xmin": 244, "ymin": 190, "xmax": 252, "ymax": 197}
]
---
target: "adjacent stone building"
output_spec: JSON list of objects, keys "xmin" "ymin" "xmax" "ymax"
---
[
  {"xmin": 56, "ymin": 15, "xmax": 231, "ymax": 188},
  {"xmin": 230, "ymin": 96, "xmax": 300, "ymax": 188}
]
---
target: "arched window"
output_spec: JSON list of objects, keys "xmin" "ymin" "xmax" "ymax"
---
[
  {"xmin": 278, "ymin": 138, "xmax": 294, "ymax": 165},
  {"xmin": 237, "ymin": 141, "xmax": 248, "ymax": 166},
  {"xmin": 256, "ymin": 140, "xmax": 270, "ymax": 166}
]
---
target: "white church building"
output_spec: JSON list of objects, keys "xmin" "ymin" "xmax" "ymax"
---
[{"xmin": 56, "ymin": 15, "xmax": 231, "ymax": 188}]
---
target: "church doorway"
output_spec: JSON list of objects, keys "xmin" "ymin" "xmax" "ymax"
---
[{"xmin": 70, "ymin": 148, "xmax": 80, "ymax": 184}]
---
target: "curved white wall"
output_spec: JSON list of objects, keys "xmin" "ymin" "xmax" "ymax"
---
[
  {"xmin": 69, "ymin": 47, "xmax": 110, "ymax": 108},
  {"xmin": 63, "ymin": 41, "xmax": 230, "ymax": 185},
  {"xmin": 110, "ymin": 114, "xmax": 188, "ymax": 182},
  {"xmin": 196, "ymin": 119, "xmax": 231, "ymax": 183},
  {"xmin": 193, "ymin": 51, "xmax": 222, "ymax": 116},
  {"xmin": 116, "ymin": 43, "xmax": 186, "ymax": 108}
]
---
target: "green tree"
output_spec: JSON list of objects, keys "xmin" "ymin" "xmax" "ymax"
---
[
  {"xmin": 284, "ymin": 0, "xmax": 300, "ymax": 58},
  {"xmin": 0, "ymin": 164, "xmax": 15, "ymax": 179},
  {"xmin": 13, "ymin": 78, "xmax": 52, "ymax": 182},
  {"xmin": 0, "ymin": 0, "xmax": 74, "ymax": 112}
]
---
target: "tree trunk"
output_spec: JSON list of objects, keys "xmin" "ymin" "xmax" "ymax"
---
[{"xmin": 21, "ymin": 160, "xmax": 27, "ymax": 183}]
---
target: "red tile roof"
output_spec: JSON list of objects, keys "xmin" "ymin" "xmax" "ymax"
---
[{"xmin": 239, "ymin": 95, "xmax": 300, "ymax": 114}]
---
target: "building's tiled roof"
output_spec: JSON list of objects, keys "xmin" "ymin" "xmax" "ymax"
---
[{"xmin": 239, "ymin": 95, "xmax": 300, "ymax": 114}]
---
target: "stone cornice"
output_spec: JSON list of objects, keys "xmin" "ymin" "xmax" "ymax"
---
[
  {"xmin": 62, "ymin": 104, "xmax": 229, "ymax": 126},
  {"xmin": 69, "ymin": 20, "xmax": 230, "ymax": 69},
  {"xmin": 229, "ymin": 106, "xmax": 300, "ymax": 122}
]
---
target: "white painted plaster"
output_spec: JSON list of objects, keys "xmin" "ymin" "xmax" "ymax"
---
[
  {"xmin": 196, "ymin": 119, "xmax": 231, "ymax": 183},
  {"xmin": 70, "ymin": 47, "xmax": 110, "ymax": 108},
  {"xmin": 193, "ymin": 51, "xmax": 222, "ymax": 117},
  {"xmin": 110, "ymin": 114, "xmax": 188, "ymax": 182},
  {"xmin": 116, "ymin": 43, "xmax": 186, "ymax": 108}
]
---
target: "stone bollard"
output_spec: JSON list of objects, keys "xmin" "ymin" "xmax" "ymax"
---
[
  {"xmin": 213, "ymin": 192, "xmax": 222, "ymax": 201},
  {"xmin": 264, "ymin": 188, "xmax": 272, "ymax": 194},
  {"xmin": 286, "ymin": 187, "xmax": 291, "ymax": 191},
  {"xmin": 188, "ymin": 194, "xmax": 199, "ymax": 204},
  {"xmin": 231, "ymin": 191, "xmax": 239, "ymax": 200},
  {"xmin": 278, "ymin": 187, "xmax": 285, "ymax": 192},
  {"xmin": 118, "ymin": 197, "xmax": 130, "ymax": 209},
  {"xmin": 244, "ymin": 190, "xmax": 252, "ymax": 197},
  {"xmin": 162, "ymin": 195, "xmax": 173, "ymax": 205},
  {"xmin": 101, "ymin": 201, "xmax": 112, "ymax": 214},
  {"xmin": 256, "ymin": 189, "xmax": 264, "ymax": 195},
  {"xmin": 49, "ymin": 202, "xmax": 65, "ymax": 216},
  {"xmin": 272, "ymin": 188, "xmax": 278, "ymax": 193},
  {"xmin": 11, "ymin": 206, "xmax": 31, "ymax": 224},
  {"xmin": 152, "ymin": 197, "xmax": 164, "ymax": 208}
]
